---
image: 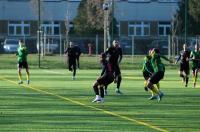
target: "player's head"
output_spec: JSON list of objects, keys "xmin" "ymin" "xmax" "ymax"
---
[
  {"xmin": 69, "ymin": 41, "xmax": 74, "ymax": 47},
  {"xmin": 19, "ymin": 39, "xmax": 25, "ymax": 47},
  {"xmin": 148, "ymin": 49, "xmax": 152, "ymax": 55},
  {"xmin": 195, "ymin": 44, "xmax": 199, "ymax": 51},
  {"xmin": 113, "ymin": 40, "xmax": 119, "ymax": 47},
  {"xmin": 183, "ymin": 44, "xmax": 187, "ymax": 51},
  {"xmin": 150, "ymin": 48, "xmax": 160, "ymax": 57}
]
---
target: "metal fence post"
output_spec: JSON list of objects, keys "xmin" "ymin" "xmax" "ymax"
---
[
  {"xmin": 132, "ymin": 35, "xmax": 135, "ymax": 63},
  {"xmin": 168, "ymin": 35, "xmax": 171, "ymax": 59}
]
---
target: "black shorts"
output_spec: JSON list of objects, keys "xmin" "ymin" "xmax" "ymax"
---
[
  {"xmin": 18, "ymin": 61, "xmax": 28, "ymax": 69},
  {"xmin": 68, "ymin": 58, "xmax": 76, "ymax": 70},
  {"xmin": 149, "ymin": 71, "xmax": 164, "ymax": 84},
  {"xmin": 192, "ymin": 63, "xmax": 200, "ymax": 73},
  {"xmin": 180, "ymin": 62, "xmax": 189, "ymax": 75},
  {"xmin": 97, "ymin": 73, "xmax": 114, "ymax": 86},
  {"xmin": 143, "ymin": 71, "xmax": 151, "ymax": 80}
]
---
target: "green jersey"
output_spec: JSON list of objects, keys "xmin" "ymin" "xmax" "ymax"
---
[
  {"xmin": 151, "ymin": 53, "xmax": 165, "ymax": 72},
  {"xmin": 142, "ymin": 55, "xmax": 153, "ymax": 73},
  {"xmin": 190, "ymin": 50, "xmax": 200, "ymax": 68},
  {"xmin": 16, "ymin": 46, "xmax": 28, "ymax": 62}
]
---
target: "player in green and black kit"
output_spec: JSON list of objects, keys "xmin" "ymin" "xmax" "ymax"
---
[
  {"xmin": 146, "ymin": 48, "xmax": 165, "ymax": 102},
  {"xmin": 190, "ymin": 44, "xmax": 200, "ymax": 88},
  {"xmin": 16, "ymin": 40, "xmax": 30, "ymax": 84},
  {"xmin": 142, "ymin": 50, "xmax": 160, "ymax": 100}
]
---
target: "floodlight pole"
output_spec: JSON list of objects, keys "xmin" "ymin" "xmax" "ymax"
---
[
  {"xmin": 38, "ymin": 0, "xmax": 41, "ymax": 68},
  {"xmin": 111, "ymin": 0, "xmax": 114, "ymax": 42},
  {"xmin": 184, "ymin": 0, "xmax": 188, "ymax": 44}
]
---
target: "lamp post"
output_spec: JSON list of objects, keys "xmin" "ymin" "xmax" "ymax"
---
[
  {"xmin": 38, "ymin": 0, "xmax": 41, "ymax": 68},
  {"xmin": 184, "ymin": 0, "xmax": 188, "ymax": 44},
  {"xmin": 103, "ymin": 0, "xmax": 112, "ymax": 51},
  {"xmin": 111, "ymin": 0, "xmax": 114, "ymax": 42},
  {"xmin": 103, "ymin": 1, "xmax": 109, "ymax": 52}
]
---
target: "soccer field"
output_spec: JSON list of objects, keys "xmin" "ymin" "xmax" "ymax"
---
[{"xmin": 0, "ymin": 69, "xmax": 200, "ymax": 132}]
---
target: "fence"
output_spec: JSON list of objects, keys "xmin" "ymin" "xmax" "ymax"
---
[{"xmin": 1, "ymin": 34, "xmax": 200, "ymax": 60}]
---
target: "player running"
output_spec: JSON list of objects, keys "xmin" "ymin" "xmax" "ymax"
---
[
  {"xmin": 92, "ymin": 53, "xmax": 114, "ymax": 103},
  {"xmin": 16, "ymin": 40, "xmax": 30, "ymax": 84},
  {"xmin": 105, "ymin": 40, "xmax": 123, "ymax": 95},
  {"xmin": 64, "ymin": 42, "xmax": 77, "ymax": 80},
  {"xmin": 175, "ymin": 44, "xmax": 190, "ymax": 87},
  {"xmin": 146, "ymin": 48, "xmax": 165, "ymax": 102},
  {"xmin": 190, "ymin": 44, "xmax": 200, "ymax": 88}
]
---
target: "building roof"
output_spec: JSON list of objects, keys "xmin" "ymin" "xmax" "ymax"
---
[
  {"xmin": 115, "ymin": 2, "xmax": 179, "ymax": 21},
  {"xmin": 0, "ymin": 0, "xmax": 179, "ymax": 21},
  {"xmin": 0, "ymin": 0, "xmax": 79, "ymax": 21}
]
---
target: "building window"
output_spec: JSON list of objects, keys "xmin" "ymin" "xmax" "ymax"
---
[
  {"xmin": 42, "ymin": 21, "xmax": 60, "ymax": 36},
  {"xmin": 128, "ymin": 21, "xmax": 150, "ymax": 36},
  {"xmin": 128, "ymin": 0, "xmax": 150, "ymax": 2},
  {"xmin": 158, "ymin": 22, "xmax": 171, "ymax": 36},
  {"xmin": 8, "ymin": 21, "xmax": 30, "ymax": 36},
  {"xmin": 158, "ymin": 0, "xmax": 179, "ymax": 2}
]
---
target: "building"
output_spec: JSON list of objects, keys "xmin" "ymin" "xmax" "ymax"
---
[{"xmin": 0, "ymin": 0, "xmax": 179, "ymax": 38}]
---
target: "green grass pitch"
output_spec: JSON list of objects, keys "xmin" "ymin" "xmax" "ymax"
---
[{"xmin": 1, "ymin": 69, "xmax": 200, "ymax": 132}]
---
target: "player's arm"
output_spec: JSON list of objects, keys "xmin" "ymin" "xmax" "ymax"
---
[
  {"xmin": 175, "ymin": 54, "xmax": 181, "ymax": 64},
  {"xmin": 100, "ymin": 64, "xmax": 106, "ymax": 76},
  {"xmin": 161, "ymin": 55, "xmax": 173, "ymax": 63},
  {"xmin": 118, "ymin": 48, "xmax": 123, "ymax": 63},
  {"xmin": 64, "ymin": 48, "xmax": 68, "ymax": 54}
]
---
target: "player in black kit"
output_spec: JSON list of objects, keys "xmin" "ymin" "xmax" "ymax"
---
[
  {"xmin": 92, "ymin": 53, "xmax": 114, "ymax": 103},
  {"xmin": 105, "ymin": 40, "xmax": 123, "ymax": 95},
  {"xmin": 175, "ymin": 44, "xmax": 190, "ymax": 87},
  {"xmin": 64, "ymin": 42, "xmax": 77, "ymax": 80}
]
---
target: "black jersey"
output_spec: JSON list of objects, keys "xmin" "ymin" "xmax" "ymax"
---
[
  {"xmin": 100, "ymin": 60, "xmax": 113, "ymax": 76},
  {"xmin": 177, "ymin": 50, "xmax": 190, "ymax": 64},
  {"xmin": 65, "ymin": 47, "xmax": 76, "ymax": 58},
  {"xmin": 105, "ymin": 46, "xmax": 122, "ymax": 64}
]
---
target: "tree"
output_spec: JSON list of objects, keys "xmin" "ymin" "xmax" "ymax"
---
[
  {"xmin": 73, "ymin": 0, "xmax": 117, "ymax": 35},
  {"xmin": 189, "ymin": 0, "xmax": 200, "ymax": 22},
  {"xmin": 174, "ymin": 0, "xmax": 200, "ymax": 36}
]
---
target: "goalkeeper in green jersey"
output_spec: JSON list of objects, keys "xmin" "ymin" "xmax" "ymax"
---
[
  {"xmin": 190, "ymin": 44, "xmax": 200, "ymax": 88},
  {"xmin": 16, "ymin": 40, "xmax": 30, "ymax": 84}
]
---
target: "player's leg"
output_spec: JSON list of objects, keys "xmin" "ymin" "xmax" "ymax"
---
[
  {"xmin": 18, "ymin": 68, "xmax": 23, "ymax": 84},
  {"xmin": 24, "ymin": 62, "xmax": 30, "ymax": 84},
  {"xmin": 76, "ymin": 56, "xmax": 80, "ymax": 69},
  {"xmin": 68, "ymin": 58, "xmax": 72, "ymax": 71},
  {"xmin": 18, "ymin": 62, "xmax": 23, "ymax": 84},
  {"xmin": 147, "ymin": 72, "xmax": 164, "ymax": 101},
  {"xmin": 143, "ymin": 71, "xmax": 150, "ymax": 91},
  {"xmin": 72, "ymin": 60, "xmax": 76, "ymax": 80},
  {"xmin": 99, "ymin": 86, "xmax": 104, "ymax": 102},
  {"xmin": 193, "ymin": 68, "xmax": 198, "ymax": 88},
  {"xmin": 184, "ymin": 64, "xmax": 189, "ymax": 87},
  {"xmin": 114, "ymin": 65, "xmax": 122, "ymax": 94},
  {"xmin": 92, "ymin": 82, "xmax": 101, "ymax": 102},
  {"xmin": 179, "ymin": 63, "xmax": 185, "ymax": 82},
  {"xmin": 104, "ymin": 85, "xmax": 108, "ymax": 95}
]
